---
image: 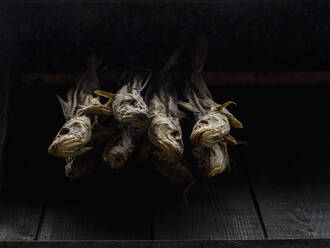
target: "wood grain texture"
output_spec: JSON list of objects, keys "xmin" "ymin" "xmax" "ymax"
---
[
  {"xmin": 153, "ymin": 150, "xmax": 264, "ymax": 240},
  {"xmin": 0, "ymin": 83, "xmax": 10, "ymax": 189},
  {"xmin": 21, "ymin": 72, "xmax": 330, "ymax": 87},
  {"xmin": 3, "ymin": 3, "xmax": 330, "ymax": 72},
  {"xmin": 38, "ymin": 164, "xmax": 153, "ymax": 240},
  {"xmin": 240, "ymin": 85, "xmax": 330, "ymax": 239},
  {"xmin": 1, "ymin": 239, "xmax": 330, "ymax": 248},
  {"xmin": 245, "ymin": 148, "xmax": 330, "ymax": 239},
  {"xmin": 0, "ymin": 195, "xmax": 43, "ymax": 240}
]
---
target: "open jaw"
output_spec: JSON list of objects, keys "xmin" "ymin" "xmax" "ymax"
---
[
  {"xmin": 102, "ymin": 127, "xmax": 135, "ymax": 169},
  {"xmin": 48, "ymin": 116, "xmax": 92, "ymax": 158},
  {"xmin": 190, "ymin": 112, "xmax": 230, "ymax": 148},
  {"xmin": 155, "ymin": 159, "xmax": 194, "ymax": 184},
  {"xmin": 65, "ymin": 155, "xmax": 92, "ymax": 179},
  {"xmin": 193, "ymin": 142, "xmax": 229, "ymax": 177},
  {"xmin": 148, "ymin": 115, "xmax": 184, "ymax": 163},
  {"xmin": 112, "ymin": 93, "xmax": 148, "ymax": 127}
]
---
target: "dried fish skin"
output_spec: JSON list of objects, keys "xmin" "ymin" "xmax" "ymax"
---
[
  {"xmin": 155, "ymin": 159, "xmax": 194, "ymax": 185},
  {"xmin": 76, "ymin": 96, "xmax": 112, "ymax": 117},
  {"xmin": 178, "ymin": 38, "xmax": 242, "ymax": 177},
  {"xmin": 112, "ymin": 91, "xmax": 148, "ymax": 128},
  {"xmin": 146, "ymin": 47, "xmax": 185, "ymax": 165},
  {"xmin": 64, "ymin": 118, "xmax": 120, "ymax": 179},
  {"xmin": 110, "ymin": 68, "xmax": 151, "ymax": 128},
  {"xmin": 193, "ymin": 142, "xmax": 229, "ymax": 177},
  {"xmin": 102, "ymin": 127, "xmax": 135, "ymax": 169},
  {"xmin": 190, "ymin": 110, "xmax": 230, "ymax": 148},
  {"xmin": 49, "ymin": 55, "xmax": 109, "ymax": 158},
  {"xmin": 65, "ymin": 153, "xmax": 95, "ymax": 180},
  {"xmin": 148, "ymin": 113, "xmax": 184, "ymax": 163},
  {"xmin": 48, "ymin": 115, "xmax": 92, "ymax": 158}
]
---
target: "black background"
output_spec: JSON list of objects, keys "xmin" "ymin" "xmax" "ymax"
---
[
  {"xmin": 1, "ymin": 1, "xmax": 330, "ymax": 195},
  {"xmin": 1, "ymin": 1, "xmax": 330, "ymax": 72}
]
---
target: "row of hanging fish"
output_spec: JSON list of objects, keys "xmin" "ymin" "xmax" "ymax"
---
[{"xmin": 48, "ymin": 38, "xmax": 243, "ymax": 185}]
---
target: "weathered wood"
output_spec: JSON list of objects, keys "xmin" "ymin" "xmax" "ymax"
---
[
  {"xmin": 245, "ymin": 147, "xmax": 330, "ymax": 239},
  {"xmin": 21, "ymin": 72, "xmax": 330, "ymax": 87},
  {"xmin": 1, "ymin": 239, "xmax": 330, "ymax": 248},
  {"xmin": 3, "ymin": 3, "xmax": 330, "ymax": 72},
  {"xmin": 38, "ymin": 163, "xmax": 153, "ymax": 240},
  {"xmin": 153, "ymin": 149, "xmax": 264, "ymax": 240},
  {"xmin": 0, "ymin": 81, "xmax": 11, "ymax": 190},
  {"xmin": 0, "ymin": 195, "xmax": 44, "ymax": 240},
  {"xmin": 38, "ymin": 197, "xmax": 152, "ymax": 240},
  {"xmin": 240, "ymin": 85, "xmax": 330, "ymax": 239}
]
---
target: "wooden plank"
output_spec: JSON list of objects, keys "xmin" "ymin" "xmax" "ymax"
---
[
  {"xmin": 38, "ymin": 163, "xmax": 153, "ymax": 240},
  {"xmin": 153, "ymin": 149, "xmax": 264, "ymax": 240},
  {"xmin": 241, "ymin": 85, "xmax": 330, "ymax": 239},
  {"xmin": 21, "ymin": 72, "xmax": 330, "ymax": 87},
  {"xmin": 245, "ymin": 147, "xmax": 330, "ymax": 239},
  {"xmin": 4, "ymin": 3, "xmax": 330, "ymax": 72},
  {"xmin": 2, "ymin": 239, "xmax": 330, "ymax": 248},
  {"xmin": 0, "ymin": 82, "xmax": 11, "ymax": 190},
  {"xmin": 0, "ymin": 195, "xmax": 44, "ymax": 240}
]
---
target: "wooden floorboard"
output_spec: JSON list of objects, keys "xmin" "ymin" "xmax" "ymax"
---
[
  {"xmin": 0, "ymin": 70, "xmax": 14, "ymax": 190},
  {"xmin": 153, "ymin": 149, "xmax": 264, "ymax": 240},
  {"xmin": 245, "ymin": 146, "xmax": 330, "ymax": 239},
  {"xmin": 21, "ymin": 72, "xmax": 330, "ymax": 87},
  {"xmin": 37, "ymin": 164, "xmax": 153, "ymax": 240},
  {"xmin": 241, "ymin": 86, "xmax": 330, "ymax": 239},
  {"xmin": 0, "ymin": 195, "xmax": 44, "ymax": 240},
  {"xmin": 1, "ymin": 239, "xmax": 330, "ymax": 248},
  {"xmin": 0, "ymin": 87, "xmax": 9, "ymax": 189}
]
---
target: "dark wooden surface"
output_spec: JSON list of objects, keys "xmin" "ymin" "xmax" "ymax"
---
[
  {"xmin": 37, "ymin": 164, "xmax": 154, "ymax": 240},
  {"xmin": 1, "ymin": 1, "xmax": 330, "ymax": 244},
  {"xmin": 2, "ymin": 2, "xmax": 330, "ymax": 72},
  {"xmin": 1, "ymin": 239, "xmax": 330, "ymax": 248},
  {"xmin": 21, "ymin": 72, "xmax": 330, "ymax": 87},
  {"xmin": 0, "ymin": 196, "xmax": 43, "ymax": 240},
  {"xmin": 0, "ymin": 75, "xmax": 11, "ymax": 190},
  {"xmin": 153, "ymin": 151, "xmax": 264, "ymax": 240},
  {"xmin": 240, "ymin": 85, "xmax": 330, "ymax": 239},
  {"xmin": 1, "ymin": 85, "xmax": 330, "ymax": 243}
]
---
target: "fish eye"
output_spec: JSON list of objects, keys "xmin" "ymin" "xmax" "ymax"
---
[
  {"xmin": 59, "ymin": 127, "xmax": 70, "ymax": 135},
  {"xmin": 171, "ymin": 130, "xmax": 180, "ymax": 138},
  {"xmin": 131, "ymin": 99, "xmax": 137, "ymax": 106},
  {"xmin": 200, "ymin": 120, "xmax": 208, "ymax": 125}
]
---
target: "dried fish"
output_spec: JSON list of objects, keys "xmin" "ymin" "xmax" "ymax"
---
[
  {"xmin": 179, "ymin": 38, "xmax": 242, "ymax": 177},
  {"xmin": 102, "ymin": 126, "xmax": 136, "ymax": 169},
  {"xmin": 180, "ymin": 39, "xmax": 242, "ymax": 148},
  {"xmin": 65, "ymin": 152, "xmax": 96, "ymax": 180},
  {"xmin": 193, "ymin": 143, "xmax": 229, "ymax": 177},
  {"xmin": 48, "ymin": 56, "xmax": 111, "ymax": 158},
  {"xmin": 146, "ymin": 48, "xmax": 194, "ymax": 184},
  {"xmin": 65, "ymin": 117, "xmax": 122, "ymax": 178},
  {"xmin": 155, "ymin": 159, "xmax": 194, "ymax": 184},
  {"xmin": 95, "ymin": 69, "xmax": 151, "ymax": 169},
  {"xmin": 96, "ymin": 68, "xmax": 151, "ymax": 128},
  {"xmin": 146, "ymin": 48, "xmax": 184, "ymax": 163}
]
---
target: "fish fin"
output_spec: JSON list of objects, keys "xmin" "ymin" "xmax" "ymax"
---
[
  {"xmin": 94, "ymin": 90, "xmax": 116, "ymax": 99},
  {"xmin": 177, "ymin": 101, "xmax": 196, "ymax": 113}
]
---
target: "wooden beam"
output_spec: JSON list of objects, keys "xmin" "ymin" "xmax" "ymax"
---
[
  {"xmin": 21, "ymin": 72, "xmax": 330, "ymax": 87},
  {"xmin": 1, "ymin": 239, "xmax": 330, "ymax": 248}
]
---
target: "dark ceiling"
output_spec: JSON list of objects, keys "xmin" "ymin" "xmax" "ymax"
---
[{"xmin": 1, "ymin": 2, "xmax": 330, "ymax": 72}]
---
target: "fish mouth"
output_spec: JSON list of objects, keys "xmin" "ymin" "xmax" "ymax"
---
[
  {"xmin": 118, "ymin": 110, "xmax": 148, "ymax": 127},
  {"xmin": 65, "ymin": 157, "xmax": 83, "ymax": 180},
  {"xmin": 103, "ymin": 151, "xmax": 125, "ymax": 169},
  {"xmin": 153, "ymin": 137, "xmax": 183, "ymax": 163},
  {"xmin": 148, "ymin": 115, "xmax": 183, "ymax": 162},
  {"xmin": 190, "ymin": 126, "xmax": 219, "ymax": 147},
  {"xmin": 48, "ymin": 136, "xmax": 87, "ymax": 157}
]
